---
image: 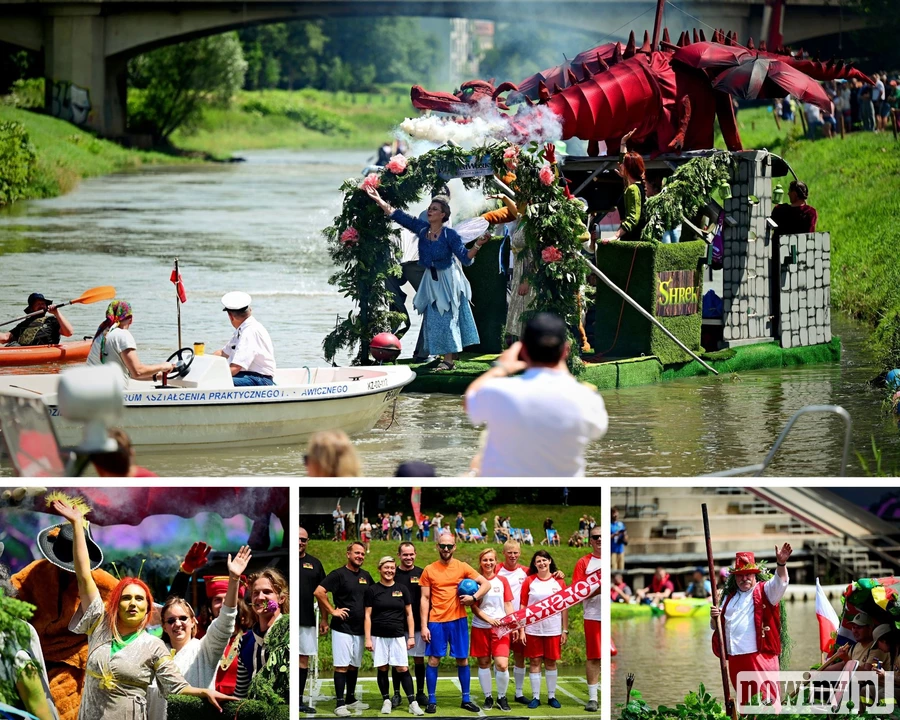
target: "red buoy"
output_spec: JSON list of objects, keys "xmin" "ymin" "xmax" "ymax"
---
[{"xmin": 370, "ymin": 332, "xmax": 402, "ymax": 362}]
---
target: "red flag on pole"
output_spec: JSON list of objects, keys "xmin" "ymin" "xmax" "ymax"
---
[{"xmin": 170, "ymin": 265, "xmax": 187, "ymax": 303}]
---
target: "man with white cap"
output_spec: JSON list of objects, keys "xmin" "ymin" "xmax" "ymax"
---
[
  {"xmin": 823, "ymin": 611, "xmax": 889, "ymax": 671},
  {"xmin": 214, "ymin": 291, "xmax": 276, "ymax": 386}
]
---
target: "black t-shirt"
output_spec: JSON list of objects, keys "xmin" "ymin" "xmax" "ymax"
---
[
  {"xmin": 299, "ymin": 553, "xmax": 326, "ymax": 628},
  {"xmin": 319, "ymin": 565, "xmax": 374, "ymax": 636},
  {"xmin": 364, "ymin": 582, "xmax": 412, "ymax": 638},
  {"xmin": 395, "ymin": 566, "xmax": 424, "ymax": 632},
  {"xmin": 10, "ymin": 315, "xmax": 61, "ymax": 346}
]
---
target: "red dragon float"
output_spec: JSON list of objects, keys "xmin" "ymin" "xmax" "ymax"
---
[{"xmin": 411, "ymin": 23, "xmax": 871, "ymax": 155}]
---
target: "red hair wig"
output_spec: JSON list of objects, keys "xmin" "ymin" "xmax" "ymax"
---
[
  {"xmin": 106, "ymin": 576, "xmax": 154, "ymax": 642},
  {"xmin": 621, "ymin": 152, "xmax": 646, "ymax": 184}
]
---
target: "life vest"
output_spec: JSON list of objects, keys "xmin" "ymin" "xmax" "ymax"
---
[{"xmin": 712, "ymin": 581, "xmax": 782, "ymax": 658}]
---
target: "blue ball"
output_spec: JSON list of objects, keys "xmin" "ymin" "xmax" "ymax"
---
[
  {"xmin": 458, "ymin": 579, "xmax": 479, "ymax": 597},
  {"xmin": 886, "ymin": 369, "xmax": 900, "ymax": 392}
]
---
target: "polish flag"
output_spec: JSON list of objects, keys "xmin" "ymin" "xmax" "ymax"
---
[
  {"xmin": 170, "ymin": 266, "xmax": 187, "ymax": 303},
  {"xmin": 816, "ymin": 577, "xmax": 840, "ymax": 654}
]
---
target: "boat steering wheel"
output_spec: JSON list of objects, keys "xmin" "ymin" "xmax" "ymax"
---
[{"xmin": 166, "ymin": 347, "xmax": 195, "ymax": 379}]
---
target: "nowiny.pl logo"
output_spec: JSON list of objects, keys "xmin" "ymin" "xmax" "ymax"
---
[{"xmin": 736, "ymin": 670, "xmax": 895, "ymax": 714}]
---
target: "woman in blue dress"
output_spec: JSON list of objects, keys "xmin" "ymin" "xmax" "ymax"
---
[{"xmin": 365, "ymin": 186, "xmax": 486, "ymax": 370}]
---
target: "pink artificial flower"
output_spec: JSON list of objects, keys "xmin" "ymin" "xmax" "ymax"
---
[
  {"xmin": 340, "ymin": 228, "xmax": 359, "ymax": 245},
  {"xmin": 359, "ymin": 173, "xmax": 381, "ymax": 190},
  {"xmin": 503, "ymin": 146, "xmax": 520, "ymax": 169},
  {"xmin": 385, "ymin": 154, "xmax": 408, "ymax": 174},
  {"xmin": 541, "ymin": 246, "xmax": 563, "ymax": 263},
  {"xmin": 539, "ymin": 164, "xmax": 555, "ymax": 186},
  {"xmin": 266, "ymin": 600, "xmax": 280, "ymax": 614}
]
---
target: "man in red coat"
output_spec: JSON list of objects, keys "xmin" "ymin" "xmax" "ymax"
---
[{"xmin": 710, "ymin": 544, "xmax": 793, "ymax": 709}]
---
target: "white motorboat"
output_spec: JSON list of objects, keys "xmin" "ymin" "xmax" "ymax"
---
[{"xmin": 0, "ymin": 355, "xmax": 414, "ymax": 451}]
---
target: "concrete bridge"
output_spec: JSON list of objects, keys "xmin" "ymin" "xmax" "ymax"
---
[{"xmin": 0, "ymin": 0, "xmax": 867, "ymax": 137}]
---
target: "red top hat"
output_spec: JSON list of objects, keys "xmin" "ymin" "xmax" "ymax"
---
[{"xmin": 730, "ymin": 551, "xmax": 764, "ymax": 575}]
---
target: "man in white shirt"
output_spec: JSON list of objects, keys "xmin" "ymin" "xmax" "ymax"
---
[
  {"xmin": 710, "ymin": 545, "xmax": 792, "ymax": 708},
  {"xmin": 214, "ymin": 291, "xmax": 276, "ymax": 386},
  {"xmin": 465, "ymin": 313, "xmax": 608, "ymax": 476}
]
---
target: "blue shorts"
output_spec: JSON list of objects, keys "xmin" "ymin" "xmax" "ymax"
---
[{"xmin": 426, "ymin": 617, "xmax": 469, "ymax": 659}]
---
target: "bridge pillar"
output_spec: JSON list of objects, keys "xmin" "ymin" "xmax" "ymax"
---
[{"xmin": 43, "ymin": 6, "xmax": 127, "ymax": 137}]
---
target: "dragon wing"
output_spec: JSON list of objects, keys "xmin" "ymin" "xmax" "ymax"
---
[{"xmin": 712, "ymin": 57, "xmax": 833, "ymax": 110}]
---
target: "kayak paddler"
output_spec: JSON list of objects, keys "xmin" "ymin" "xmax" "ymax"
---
[{"xmin": 0, "ymin": 292, "xmax": 73, "ymax": 346}]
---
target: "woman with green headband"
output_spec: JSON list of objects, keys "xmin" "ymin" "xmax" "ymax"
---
[{"xmin": 86, "ymin": 300, "xmax": 174, "ymax": 381}]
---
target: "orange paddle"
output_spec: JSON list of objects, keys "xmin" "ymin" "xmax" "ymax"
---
[{"xmin": 1, "ymin": 286, "xmax": 116, "ymax": 327}]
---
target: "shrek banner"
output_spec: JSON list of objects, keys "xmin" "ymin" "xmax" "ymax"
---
[{"xmin": 497, "ymin": 570, "xmax": 600, "ymax": 637}]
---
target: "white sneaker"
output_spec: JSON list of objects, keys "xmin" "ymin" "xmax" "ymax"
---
[
  {"xmin": 335, "ymin": 706, "xmax": 351, "ymax": 717},
  {"xmin": 381, "ymin": 699, "xmax": 393, "ymax": 714},
  {"xmin": 408, "ymin": 701, "xmax": 425, "ymax": 716},
  {"xmin": 346, "ymin": 701, "xmax": 370, "ymax": 711}
]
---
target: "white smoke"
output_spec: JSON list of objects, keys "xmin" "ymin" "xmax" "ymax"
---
[{"xmin": 398, "ymin": 97, "xmax": 564, "ymax": 149}]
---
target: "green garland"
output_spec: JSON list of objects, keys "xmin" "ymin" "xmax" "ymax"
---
[
  {"xmin": 247, "ymin": 613, "xmax": 289, "ymax": 704},
  {"xmin": 641, "ymin": 153, "xmax": 733, "ymax": 242},
  {"xmin": 717, "ymin": 568, "xmax": 792, "ymax": 669},
  {"xmin": 0, "ymin": 587, "xmax": 38, "ymax": 706},
  {"xmin": 323, "ymin": 142, "xmax": 588, "ymax": 368}
]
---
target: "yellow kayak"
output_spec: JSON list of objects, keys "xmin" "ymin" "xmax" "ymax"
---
[{"xmin": 663, "ymin": 597, "xmax": 711, "ymax": 618}]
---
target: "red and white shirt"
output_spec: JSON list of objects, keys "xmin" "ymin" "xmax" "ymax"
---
[
  {"xmin": 521, "ymin": 575, "xmax": 567, "ymax": 637},
  {"xmin": 573, "ymin": 553, "xmax": 602, "ymax": 622},
  {"xmin": 498, "ymin": 563, "xmax": 529, "ymax": 609},
  {"xmin": 473, "ymin": 575, "xmax": 513, "ymax": 629}
]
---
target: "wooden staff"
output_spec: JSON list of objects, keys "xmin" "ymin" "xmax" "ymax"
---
[{"xmin": 703, "ymin": 502, "xmax": 738, "ymax": 720}]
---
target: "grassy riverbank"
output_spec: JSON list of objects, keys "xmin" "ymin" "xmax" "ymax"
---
[
  {"xmin": 0, "ymin": 105, "xmax": 193, "ymax": 203},
  {"xmin": 723, "ymin": 106, "xmax": 900, "ymax": 370},
  {"xmin": 171, "ymin": 86, "xmax": 413, "ymax": 155}
]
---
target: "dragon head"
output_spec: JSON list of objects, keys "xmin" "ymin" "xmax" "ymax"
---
[{"xmin": 410, "ymin": 79, "xmax": 509, "ymax": 112}]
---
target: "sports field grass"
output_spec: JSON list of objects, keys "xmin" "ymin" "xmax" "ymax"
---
[{"xmin": 304, "ymin": 675, "xmax": 597, "ymax": 718}]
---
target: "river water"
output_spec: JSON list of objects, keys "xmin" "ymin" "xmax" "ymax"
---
[
  {"xmin": 611, "ymin": 599, "xmax": 839, "ymax": 712},
  {"xmin": 1, "ymin": 149, "xmax": 898, "ymax": 476}
]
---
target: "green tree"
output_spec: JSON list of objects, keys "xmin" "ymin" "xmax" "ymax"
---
[
  {"xmin": 128, "ymin": 32, "xmax": 247, "ymax": 141},
  {"xmin": 849, "ymin": 0, "xmax": 900, "ymax": 68}
]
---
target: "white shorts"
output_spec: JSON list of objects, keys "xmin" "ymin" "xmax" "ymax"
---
[
  {"xmin": 332, "ymin": 630, "xmax": 364, "ymax": 668},
  {"xmin": 299, "ymin": 625, "xmax": 318, "ymax": 656},
  {"xmin": 372, "ymin": 636, "xmax": 410, "ymax": 668},
  {"xmin": 410, "ymin": 631, "xmax": 426, "ymax": 658}
]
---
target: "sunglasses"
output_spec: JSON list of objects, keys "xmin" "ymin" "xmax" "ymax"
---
[
  {"xmin": 438, "ymin": 544, "xmax": 454, "ymax": 550},
  {"xmin": 590, "ymin": 535, "xmax": 602, "ymax": 540},
  {"xmin": 165, "ymin": 615, "xmax": 190, "ymax": 626},
  {"xmin": 299, "ymin": 537, "xmax": 309, "ymax": 543}
]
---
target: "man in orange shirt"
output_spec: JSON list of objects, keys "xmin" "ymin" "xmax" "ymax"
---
[{"xmin": 420, "ymin": 532, "xmax": 491, "ymax": 714}]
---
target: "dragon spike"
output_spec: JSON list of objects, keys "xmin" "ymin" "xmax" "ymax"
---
[
  {"xmin": 538, "ymin": 81, "xmax": 551, "ymax": 101},
  {"xmin": 553, "ymin": 82, "xmax": 564, "ymax": 95},
  {"xmin": 747, "ymin": 36, "xmax": 755, "ymax": 50},
  {"xmin": 613, "ymin": 42, "xmax": 623, "ymax": 63},
  {"xmin": 699, "ymin": 29, "xmax": 707, "ymax": 42},
  {"xmin": 692, "ymin": 28, "xmax": 700, "ymax": 44},
  {"xmin": 596, "ymin": 52, "xmax": 609, "ymax": 71},
  {"xmin": 624, "ymin": 31, "xmax": 636, "ymax": 58},
  {"xmin": 678, "ymin": 31, "xmax": 688, "ymax": 47},
  {"xmin": 662, "ymin": 27, "xmax": 671, "ymax": 45},
  {"xmin": 580, "ymin": 61, "xmax": 594, "ymax": 79},
  {"xmin": 641, "ymin": 30, "xmax": 652, "ymax": 53},
  {"xmin": 525, "ymin": 96, "xmax": 535, "ymax": 106},
  {"xmin": 759, "ymin": 39, "xmax": 767, "ymax": 52},
  {"xmin": 724, "ymin": 31, "xmax": 733, "ymax": 46},
  {"xmin": 566, "ymin": 68, "xmax": 579, "ymax": 85}
]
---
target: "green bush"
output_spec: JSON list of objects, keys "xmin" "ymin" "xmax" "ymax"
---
[
  {"xmin": 241, "ymin": 96, "xmax": 352, "ymax": 135},
  {"xmin": 167, "ymin": 696, "xmax": 289, "ymax": 720},
  {"xmin": 1, "ymin": 78, "xmax": 45, "ymax": 109},
  {"xmin": 0, "ymin": 120, "xmax": 37, "ymax": 206}
]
